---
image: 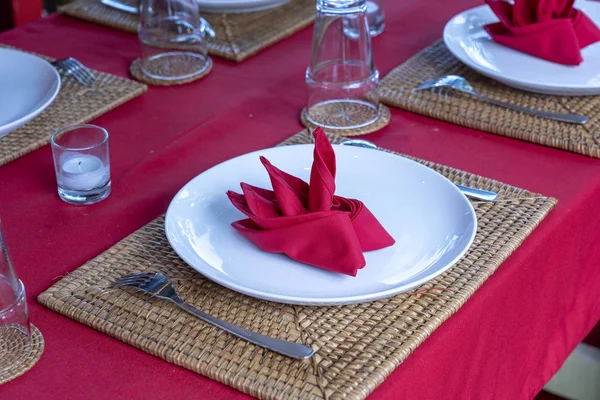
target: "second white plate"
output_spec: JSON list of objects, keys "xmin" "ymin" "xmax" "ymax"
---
[
  {"xmin": 165, "ymin": 145, "xmax": 477, "ymax": 305},
  {"xmin": 443, "ymin": 0, "xmax": 600, "ymax": 95}
]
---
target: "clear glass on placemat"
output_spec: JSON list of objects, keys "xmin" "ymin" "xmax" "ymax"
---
[
  {"xmin": 306, "ymin": 0, "xmax": 380, "ymax": 130},
  {"xmin": 139, "ymin": 0, "xmax": 210, "ymax": 81},
  {"xmin": 0, "ymin": 219, "xmax": 31, "ymax": 375}
]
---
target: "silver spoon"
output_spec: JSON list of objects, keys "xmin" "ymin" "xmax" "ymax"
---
[
  {"xmin": 413, "ymin": 75, "xmax": 589, "ymax": 125},
  {"xmin": 341, "ymin": 139, "xmax": 499, "ymax": 202}
]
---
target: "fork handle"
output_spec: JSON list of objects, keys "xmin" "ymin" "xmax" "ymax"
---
[
  {"xmin": 475, "ymin": 93, "xmax": 589, "ymax": 125},
  {"xmin": 173, "ymin": 300, "xmax": 314, "ymax": 360}
]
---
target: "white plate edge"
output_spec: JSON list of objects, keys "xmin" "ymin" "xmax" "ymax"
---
[{"xmin": 0, "ymin": 48, "xmax": 61, "ymax": 136}]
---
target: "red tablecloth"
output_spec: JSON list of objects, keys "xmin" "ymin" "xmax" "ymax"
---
[{"xmin": 1, "ymin": 1, "xmax": 599, "ymax": 399}]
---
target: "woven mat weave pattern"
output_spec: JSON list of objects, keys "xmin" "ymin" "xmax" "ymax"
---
[
  {"xmin": 60, "ymin": 0, "xmax": 315, "ymax": 62},
  {"xmin": 379, "ymin": 40, "xmax": 600, "ymax": 158},
  {"xmin": 38, "ymin": 130, "xmax": 556, "ymax": 399},
  {"xmin": 0, "ymin": 45, "xmax": 147, "ymax": 167},
  {"xmin": 0, "ymin": 325, "xmax": 44, "ymax": 385}
]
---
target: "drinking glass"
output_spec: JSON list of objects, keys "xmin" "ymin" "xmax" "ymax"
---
[
  {"xmin": 51, "ymin": 124, "xmax": 111, "ymax": 205},
  {"xmin": 306, "ymin": 0, "xmax": 380, "ymax": 130},
  {"xmin": 366, "ymin": 0, "xmax": 384, "ymax": 36},
  {"xmin": 139, "ymin": 0, "xmax": 211, "ymax": 81},
  {"xmin": 0, "ymin": 219, "xmax": 31, "ymax": 376}
]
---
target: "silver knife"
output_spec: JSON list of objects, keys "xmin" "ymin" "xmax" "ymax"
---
[
  {"xmin": 101, "ymin": 0, "xmax": 139, "ymax": 14},
  {"xmin": 100, "ymin": 0, "xmax": 216, "ymax": 38},
  {"xmin": 340, "ymin": 139, "xmax": 499, "ymax": 202}
]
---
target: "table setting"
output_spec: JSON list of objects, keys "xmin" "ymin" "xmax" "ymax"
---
[
  {"xmin": 1, "ymin": 0, "xmax": 599, "ymax": 399},
  {"xmin": 379, "ymin": 0, "xmax": 600, "ymax": 159},
  {"xmin": 36, "ymin": 129, "xmax": 554, "ymax": 398}
]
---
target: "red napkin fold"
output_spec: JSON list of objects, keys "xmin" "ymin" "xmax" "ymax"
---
[
  {"xmin": 484, "ymin": 0, "xmax": 600, "ymax": 65},
  {"xmin": 226, "ymin": 128, "xmax": 395, "ymax": 277}
]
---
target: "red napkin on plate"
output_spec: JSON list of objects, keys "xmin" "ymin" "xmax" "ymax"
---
[
  {"xmin": 226, "ymin": 128, "xmax": 395, "ymax": 277},
  {"xmin": 484, "ymin": 0, "xmax": 600, "ymax": 65}
]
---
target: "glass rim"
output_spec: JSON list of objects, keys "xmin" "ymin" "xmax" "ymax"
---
[
  {"xmin": 306, "ymin": 68, "xmax": 379, "ymax": 87},
  {"xmin": 0, "ymin": 279, "xmax": 25, "ymax": 315},
  {"xmin": 50, "ymin": 124, "xmax": 109, "ymax": 152}
]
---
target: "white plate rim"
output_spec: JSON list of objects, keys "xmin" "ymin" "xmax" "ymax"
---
[
  {"xmin": 0, "ymin": 48, "xmax": 61, "ymax": 137},
  {"xmin": 443, "ymin": 2, "xmax": 600, "ymax": 95},
  {"xmin": 196, "ymin": 0, "xmax": 290, "ymax": 13},
  {"xmin": 165, "ymin": 145, "xmax": 478, "ymax": 306}
]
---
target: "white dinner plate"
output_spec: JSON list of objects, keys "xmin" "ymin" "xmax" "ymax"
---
[
  {"xmin": 0, "ymin": 48, "xmax": 61, "ymax": 138},
  {"xmin": 443, "ymin": 0, "xmax": 600, "ymax": 95},
  {"xmin": 165, "ymin": 145, "xmax": 477, "ymax": 306},
  {"xmin": 196, "ymin": 0, "xmax": 290, "ymax": 14}
]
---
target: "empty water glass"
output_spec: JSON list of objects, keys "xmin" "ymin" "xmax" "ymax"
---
[
  {"xmin": 366, "ymin": 0, "xmax": 384, "ymax": 36},
  {"xmin": 0, "ymin": 219, "xmax": 32, "ymax": 377},
  {"xmin": 139, "ymin": 0, "xmax": 211, "ymax": 81},
  {"xmin": 306, "ymin": 0, "xmax": 380, "ymax": 130}
]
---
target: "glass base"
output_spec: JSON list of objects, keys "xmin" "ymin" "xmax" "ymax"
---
[
  {"xmin": 140, "ymin": 52, "xmax": 210, "ymax": 81},
  {"xmin": 58, "ymin": 181, "xmax": 111, "ymax": 205},
  {"xmin": 369, "ymin": 22, "xmax": 385, "ymax": 37},
  {"xmin": 306, "ymin": 99, "xmax": 380, "ymax": 130}
]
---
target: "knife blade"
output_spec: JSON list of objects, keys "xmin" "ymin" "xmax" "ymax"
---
[{"xmin": 101, "ymin": 0, "xmax": 139, "ymax": 14}]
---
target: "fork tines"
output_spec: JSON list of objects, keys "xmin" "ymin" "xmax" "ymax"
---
[
  {"xmin": 113, "ymin": 272, "xmax": 155, "ymax": 288},
  {"xmin": 54, "ymin": 57, "xmax": 97, "ymax": 87}
]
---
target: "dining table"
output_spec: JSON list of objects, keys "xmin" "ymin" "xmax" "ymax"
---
[{"xmin": 1, "ymin": 0, "xmax": 599, "ymax": 399}]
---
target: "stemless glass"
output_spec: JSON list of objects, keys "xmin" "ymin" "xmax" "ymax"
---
[
  {"xmin": 366, "ymin": 0, "xmax": 384, "ymax": 36},
  {"xmin": 139, "ymin": 0, "xmax": 211, "ymax": 81},
  {"xmin": 306, "ymin": 0, "xmax": 380, "ymax": 130},
  {"xmin": 0, "ymin": 219, "xmax": 32, "ymax": 377}
]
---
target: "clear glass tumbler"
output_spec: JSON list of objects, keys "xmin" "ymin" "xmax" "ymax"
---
[
  {"xmin": 139, "ymin": 0, "xmax": 211, "ymax": 81},
  {"xmin": 306, "ymin": 0, "xmax": 380, "ymax": 130},
  {"xmin": 366, "ymin": 0, "xmax": 384, "ymax": 36},
  {"xmin": 0, "ymin": 219, "xmax": 32, "ymax": 377},
  {"xmin": 51, "ymin": 124, "xmax": 111, "ymax": 205}
]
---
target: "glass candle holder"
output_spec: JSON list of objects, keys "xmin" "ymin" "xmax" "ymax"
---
[
  {"xmin": 0, "ymin": 219, "xmax": 32, "ymax": 376},
  {"xmin": 139, "ymin": 0, "xmax": 211, "ymax": 81},
  {"xmin": 51, "ymin": 124, "xmax": 111, "ymax": 205},
  {"xmin": 306, "ymin": 0, "xmax": 380, "ymax": 130}
]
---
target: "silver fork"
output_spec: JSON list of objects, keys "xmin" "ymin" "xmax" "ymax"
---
[
  {"xmin": 113, "ymin": 272, "xmax": 315, "ymax": 360},
  {"xmin": 413, "ymin": 75, "xmax": 589, "ymax": 125},
  {"xmin": 51, "ymin": 58, "xmax": 97, "ymax": 87}
]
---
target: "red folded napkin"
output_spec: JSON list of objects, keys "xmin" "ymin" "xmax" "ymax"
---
[
  {"xmin": 226, "ymin": 128, "xmax": 395, "ymax": 277},
  {"xmin": 484, "ymin": 0, "xmax": 600, "ymax": 65}
]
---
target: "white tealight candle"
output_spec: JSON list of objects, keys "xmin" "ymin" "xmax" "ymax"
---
[{"xmin": 58, "ymin": 153, "xmax": 110, "ymax": 191}]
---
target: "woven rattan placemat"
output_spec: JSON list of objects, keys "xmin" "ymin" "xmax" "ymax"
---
[
  {"xmin": 60, "ymin": 0, "xmax": 315, "ymax": 62},
  {"xmin": 38, "ymin": 130, "xmax": 556, "ymax": 399},
  {"xmin": 379, "ymin": 40, "xmax": 600, "ymax": 159},
  {"xmin": 0, "ymin": 45, "xmax": 147, "ymax": 167}
]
